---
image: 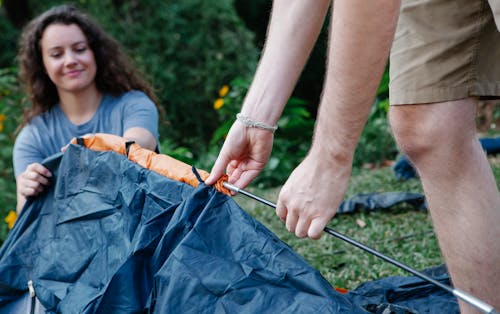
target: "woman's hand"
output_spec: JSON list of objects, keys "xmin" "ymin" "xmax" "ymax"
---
[{"xmin": 16, "ymin": 163, "xmax": 52, "ymax": 213}]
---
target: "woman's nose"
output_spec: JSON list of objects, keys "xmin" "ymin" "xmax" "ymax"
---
[{"xmin": 64, "ymin": 51, "xmax": 78, "ymax": 67}]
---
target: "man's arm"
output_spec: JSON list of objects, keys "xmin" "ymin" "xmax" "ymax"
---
[
  {"xmin": 314, "ymin": 0, "xmax": 400, "ymax": 160},
  {"xmin": 240, "ymin": 0, "xmax": 331, "ymax": 124},
  {"xmin": 277, "ymin": 0, "xmax": 401, "ymax": 239},
  {"xmin": 206, "ymin": 0, "xmax": 331, "ymax": 187}
]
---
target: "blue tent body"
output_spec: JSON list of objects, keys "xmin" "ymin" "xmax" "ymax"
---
[{"xmin": 0, "ymin": 145, "xmax": 457, "ymax": 313}]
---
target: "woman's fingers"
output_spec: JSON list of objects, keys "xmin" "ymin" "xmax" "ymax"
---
[{"xmin": 19, "ymin": 163, "xmax": 52, "ymax": 197}]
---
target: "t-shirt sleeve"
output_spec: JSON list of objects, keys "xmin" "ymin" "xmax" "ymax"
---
[
  {"xmin": 122, "ymin": 92, "xmax": 159, "ymax": 141},
  {"xmin": 13, "ymin": 125, "xmax": 44, "ymax": 178}
]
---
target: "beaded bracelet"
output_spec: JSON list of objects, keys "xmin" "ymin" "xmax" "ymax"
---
[{"xmin": 236, "ymin": 113, "xmax": 278, "ymax": 133}]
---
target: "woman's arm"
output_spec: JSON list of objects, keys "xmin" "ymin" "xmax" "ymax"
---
[
  {"xmin": 122, "ymin": 92, "xmax": 159, "ymax": 151},
  {"xmin": 123, "ymin": 127, "xmax": 157, "ymax": 151}
]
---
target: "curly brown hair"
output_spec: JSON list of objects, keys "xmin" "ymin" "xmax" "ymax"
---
[{"xmin": 18, "ymin": 4, "xmax": 158, "ymax": 125}]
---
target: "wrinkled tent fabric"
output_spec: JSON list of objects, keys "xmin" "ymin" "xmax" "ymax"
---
[
  {"xmin": 347, "ymin": 265, "xmax": 458, "ymax": 314},
  {"xmin": 392, "ymin": 155, "xmax": 418, "ymax": 181},
  {"xmin": 337, "ymin": 192, "xmax": 427, "ymax": 214},
  {"xmin": 0, "ymin": 145, "xmax": 364, "ymax": 313}
]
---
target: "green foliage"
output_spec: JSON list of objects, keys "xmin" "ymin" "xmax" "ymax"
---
[
  {"xmin": 210, "ymin": 79, "xmax": 249, "ymax": 146},
  {"xmin": 0, "ymin": 9, "xmax": 20, "ymax": 67},
  {"xmin": 99, "ymin": 0, "xmax": 259, "ymax": 152},
  {"xmin": 353, "ymin": 69, "xmax": 398, "ymax": 168},
  {"xmin": 0, "ymin": 68, "xmax": 24, "ymax": 243}
]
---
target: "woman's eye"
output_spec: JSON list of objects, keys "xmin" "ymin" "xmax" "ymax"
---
[
  {"xmin": 50, "ymin": 53, "xmax": 62, "ymax": 58},
  {"xmin": 75, "ymin": 46, "xmax": 87, "ymax": 53}
]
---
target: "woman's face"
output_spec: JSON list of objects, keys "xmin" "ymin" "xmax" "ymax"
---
[{"xmin": 40, "ymin": 23, "xmax": 97, "ymax": 94}]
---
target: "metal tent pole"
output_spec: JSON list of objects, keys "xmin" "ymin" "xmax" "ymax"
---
[{"xmin": 223, "ymin": 182, "xmax": 498, "ymax": 314}]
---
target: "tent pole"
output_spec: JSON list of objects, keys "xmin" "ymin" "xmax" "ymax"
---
[{"xmin": 222, "ymin": 182, "xmax": 498, "ymax": 314}]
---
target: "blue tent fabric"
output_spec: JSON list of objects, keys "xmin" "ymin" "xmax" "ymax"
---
[
  {"xmin": 0, "ymin": 145, "xmax": 364, "ymax": 313},
  {"xmin": 392, "ymin": 155, "xmax": 418, "ymax": 181},
  {"xmin": 480, "ymin": 136, "xmax": 500, "ymax": 154},
  {"xmin": 346, "ymin": 265, "xmax": 458, "ymax": 314},
  {"xmin": 337, "ymin": 192, "xmax": 427, "ymax": 214}
]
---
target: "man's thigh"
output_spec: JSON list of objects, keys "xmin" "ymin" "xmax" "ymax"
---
[{"xmin": 390, "ymin": 0, "xmax": 500, "ymax": 105}]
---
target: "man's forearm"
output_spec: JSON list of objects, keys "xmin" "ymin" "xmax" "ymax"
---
[
  {"xmin": 241, "ymin": 0, "xmax": 331, "ymax": 125},
  {"xmin": 313, "ymin": 0, "xmax": 401, "ymax": 161}
]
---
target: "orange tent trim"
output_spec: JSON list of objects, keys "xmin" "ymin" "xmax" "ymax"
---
[{"xmin": 70, "ymin": 133, "xmax": 230, "ymax": 195}]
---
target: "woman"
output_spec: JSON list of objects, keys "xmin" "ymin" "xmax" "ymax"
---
[{"xmin": 13, "ymin": 5, "xmax": 160, "ymax": 213}]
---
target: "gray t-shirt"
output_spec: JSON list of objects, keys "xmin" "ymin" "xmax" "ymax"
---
[{"xmin": 13, "ymin": 90, "xmax": 159, "ymax": 177}]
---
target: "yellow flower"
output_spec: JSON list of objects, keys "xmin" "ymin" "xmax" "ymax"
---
[
  {"xmin": 213, "ymin": 98, "xmax": 224, "ymax": 110},
  {"xmin": 5, "ymin": 210, "xmax": 17, "ymax": 229},
  {"xmin": 0, "ymin": 115, "xmax": 3, "ymax": 132},
  {"xmin": 218, "ymin": 85, "xmax": 229, "ymax": 98}
]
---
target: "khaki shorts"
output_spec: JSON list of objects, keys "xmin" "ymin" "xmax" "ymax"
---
[{"xmin": 390, "ymin": 0, "xmax": 500, "ymax": 105}]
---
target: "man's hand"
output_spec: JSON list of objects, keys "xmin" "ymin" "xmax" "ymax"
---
[
  {"xmin": 276, "ymin": 146, "xmax": 352, "ymax": 239},
  {"xmin": 206, "ymin": 122, "xmax": 274, "ymax": 189}
]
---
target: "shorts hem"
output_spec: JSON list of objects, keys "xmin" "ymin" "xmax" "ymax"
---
[{"xmin": 389, "ymin": 82, "xmax": 500, "ymax": 105}]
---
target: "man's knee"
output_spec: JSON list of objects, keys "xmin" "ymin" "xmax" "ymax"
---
[
  {"xmin": 389, "ymin": 106, "xmax": 439, "ymax": 161},
  {"xmin": 389, "ymin": 100, "xmax": 477, "ymax": 163}
]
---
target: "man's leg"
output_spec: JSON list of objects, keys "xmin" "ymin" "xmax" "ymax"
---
[{"xmin": 389, "ymin": 98, "xmax": 500, "ymax": 314}]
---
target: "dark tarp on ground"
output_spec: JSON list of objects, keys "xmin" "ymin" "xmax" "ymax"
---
[
  {"xmin": 346, "ymin": 265, "xmax": 458, "ymax": 314},
  {"xmin": 337, "ymin": 192, "xmax": 427, "ymax": 213},
  {"xmin": 0, "ymin": 144, "xmax": 458, "ymax": 313}
]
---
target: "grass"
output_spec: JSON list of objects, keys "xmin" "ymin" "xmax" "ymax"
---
[{"xmin": 233, "ymin": 156, "xmax": 500, "ymax": 290}]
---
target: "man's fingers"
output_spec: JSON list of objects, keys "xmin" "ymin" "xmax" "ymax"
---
[
  {"xmin": 206, "ymin": 154, "xmax": 230, "ymax": 185},
  {"xmin": 285, "ymin": 207, "xmax": 300, "ymax": 235},
  {"xmin": 295, "ymin": 215, "xmax": 311, "ymax": 238},
  {"xmin": 276, "ymin": 202, "xmax": 287, "ymax": 222},
  {"xmin": 231, "ymin": 169, "xmax": 259, "ymax": 190},
  {"xmin": 308, "ymin": 218, "xmax": 327, "ymax": 240}
]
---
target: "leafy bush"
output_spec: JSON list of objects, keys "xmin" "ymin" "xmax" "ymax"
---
[
  {"xmin": 105, "ymin": 0, "xmax": 259, "ymax": 152},
  {"xmin": 353, "ymin": 69, "xmax": 398, "ymax": 168},
  {"xmin": 0, "ymin": 67, "xmax": 24, "ymax": 243},
  {"xmin": 0, "ymin": 10, "xmax": 19, "ymax": 67}
]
